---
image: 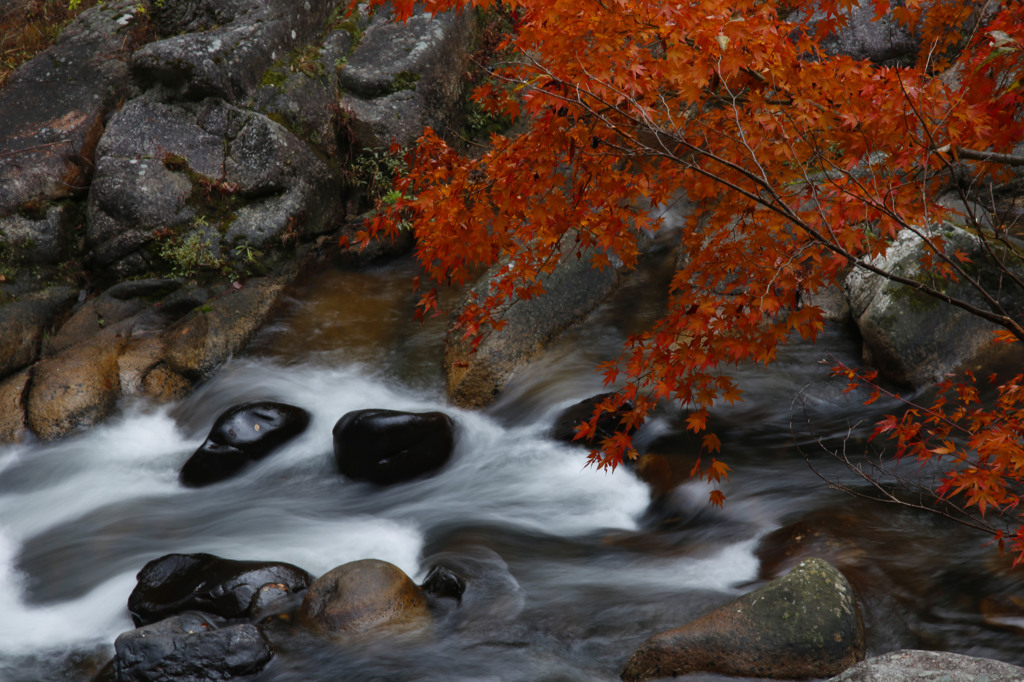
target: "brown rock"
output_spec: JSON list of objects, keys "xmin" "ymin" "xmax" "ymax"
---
[
  {"xmin": 140, "ymin": 364, "xmax": 192, "ymax": 403},
  {"xmin": 0, "ymin": 368, "xmax": 30, "ymax": 443},
  {"xmin": 26, "ymin": 332, "xmax": 125, "ymax": 440},
  {"xmin": 0, "ymin": 287, "xmax": 77, "ymax": 377},
  {"xmin": 163, "ymin": 279, "xmax": 285, "ymax": 380},
  {"xmin": 298, "ymin": 559, "xmax": 431, "ymax": 637},
  {"xmin": 621, "ymin": 558, "xmax": 865, "ymax": 681}
]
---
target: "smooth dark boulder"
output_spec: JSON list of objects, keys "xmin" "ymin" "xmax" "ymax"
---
[
  {"xmin": 179, "ymin": 401, "xmax": 310, "ymax": 486},
  {"xmin": 298, "ymin": 559, "xmax": 431, "ymax": 637},
  {"xmin": 333, "ymin": 409, "xmax": 455, "ymax": 485},
  {"xmin": 128, "ymin": 552, "xmax": 314, "ymax": 626},
  {"xmin": 621, "ymin": 558, "xmax": 865, "ymax": 681},
  {"xmin": 113, "ymin": 613, "xmax": 272, "ymax": 682}
]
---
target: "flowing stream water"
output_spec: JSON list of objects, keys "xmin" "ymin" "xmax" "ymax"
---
[{"xmin": 1, "ymin": 256, "xmax": 1022, "ymax": 681}]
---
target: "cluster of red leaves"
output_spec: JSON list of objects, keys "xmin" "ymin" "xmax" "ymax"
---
[
  {"xmin": 836, "ymin": 359, "xmax": 1024, "ymax": 563},
  {"xmin": 358, "ymin": 0, "xmax": 1024, "ymax": 523}
]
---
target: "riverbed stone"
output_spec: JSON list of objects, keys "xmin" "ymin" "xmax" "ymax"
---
[
  {"xmin": 113, "ymin": 613, "xmax": 273, "ymax": 682},
  {"xmin": 163, "ymin": 278, "xmax": 286, "ymax": 381},
  {"xmin": 844, "ymin": 219, "xmax": 1024, "ymax": 387},
  {"xmin": 25, "ymin": 332, "xmax": 126, "ymax": 441},
  {"xmin": 828, "ymin": 649, "xmax": 1024, "ymax": 681},
  {"xmin": 621, "ymin": 558, "xmax": 865, "ymax": 681},
  {"xmin": 298, "ymin": 559, "xmax": 432, "ymax": 636},
  {"xmin": 180, "ymin": 401, "xmax": 311, "ymax": 486},
  {"xmin": 128, "ymin": 552, "xmax": 314, "ymax": 626},
  {"xmin": 332, "ymin": 409, "xmax": 456, "ymax": 485}
]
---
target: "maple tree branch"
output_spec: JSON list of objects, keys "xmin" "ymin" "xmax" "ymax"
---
[{"xmin": 939, "ymin": 146, "xmax": 1024, "ymax": 167}]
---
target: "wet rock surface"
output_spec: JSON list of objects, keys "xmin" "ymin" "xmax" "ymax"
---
[
  {"xmin": 445, "ymin": 241, "xmax": 624, "ymax": 408},
  {"xmin": 113, "ymin": 613, "xmax": 273, "ymax": 682},
  {"xmin": 128, "ymin": 552, "xmax": 314, "ymax": 626},
  {"xmin": 180, "ymin": 400, "xmax": 310, "ymax": 486},
  {"xmin": 333, "ymin": 408, "xmax": 456, "ymax": 485},
  {"xmin": 0, "ymin": 0, "xmax": 480, "ymax": 444},
  {"xmin": 844, "ymin": 218, "xmax": 1024, "ymax": 387}
]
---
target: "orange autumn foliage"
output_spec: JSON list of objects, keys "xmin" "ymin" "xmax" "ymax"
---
[{"xmin": 360, "ymin": 0, "xmax": 1024, "ymax": 558}]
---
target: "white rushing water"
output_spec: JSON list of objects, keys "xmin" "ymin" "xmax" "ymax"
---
[{"xmin": 1, "ymin": 356, "xmax": 723, "ymax": 671}]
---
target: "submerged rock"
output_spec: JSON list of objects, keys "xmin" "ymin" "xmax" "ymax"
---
[
  {"xmin": 128, "ymin": 552, "xmax": 314, "ymax": 626},
  {"xmin": 179, "ymin": 400, "xmax": 310, "ymax": 486},
  {"xmin": 829, "ymin": 649, "xmax": 1024, "ymax": 681},
  {"xmin": 550, "ymin": 392, "xmax": 636, "ymax": 447},
  {"xmin": 333, "ymin": 409, "xmax": 455, "ymax": 485},
  {"xmin": 113, "ymin": 613, "xmax": 272, "ymax": 682},
  {"xmin": 621, "ymin": 558, "xmax": 865, "ymax": 681},
  {"xmin": 298, "ymin": 559, "xmax": 431, "ymax": 637}
]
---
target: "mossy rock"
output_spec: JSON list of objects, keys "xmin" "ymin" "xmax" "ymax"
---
[{"xmin": 621, "ymin": 558, "xmax": 865, "ymax": 681}]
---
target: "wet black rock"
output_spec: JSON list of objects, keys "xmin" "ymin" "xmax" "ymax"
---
[
  {"xmin": 128, "ymin": 552, "xmax": 314, "ymax": 626},
  {"xmin": 420, "ymin": 564, "xmax": 466, "ymax": 603},
  {"xmin": 550, "ymin": 392, "xmax": 635, "ymax": 447},
  {"xmin": 179, "ymin": 401, "xmax": 310, "ymax": 486},
  {"xmin": 333, "ymin": 409, "xmax": 455, "ymax": 485},
  {"xmin": 113, "ymin": 612, "xmax": 272, "ymax": 682}
]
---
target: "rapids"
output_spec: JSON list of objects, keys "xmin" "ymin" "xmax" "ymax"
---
[{"xmin": 1, "ymin": 257, "xmax": 1022, "ymax": 681}]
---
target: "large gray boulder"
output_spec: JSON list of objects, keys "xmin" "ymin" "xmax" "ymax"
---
[
  {"xmin": 829, "ymin": 649, "xmax": 1024, "ymax": 681},
  {"xmin": 844, "ymin": 212, "xmax": 1024, "ymax": 386},
  {"xmin": 804, "ymin": 0, "xmax": 919, "ymax": 64},
  {"xmin": 86, "ymin": 97, "xmax": 338, "ymax": 276},
  {"xmin": 338, "ymin": 5, "xmax": 476, "ymax": 148},
  {"xmin": 132, "ymin": 0, "xmax": 345, "ymax": 103},
  {"xmin": 0, "ymin": 0, "xmax": 152, "ymax": 265},
  {"xmin": 621, "ymin": 558, "xmax": 865, "ymax": 681},
  {"xmin": 445, "ymin": 240, "xmax": 623, "ymax": 407}
]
